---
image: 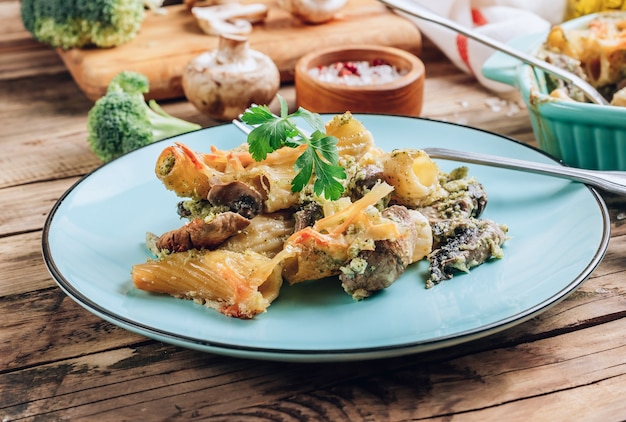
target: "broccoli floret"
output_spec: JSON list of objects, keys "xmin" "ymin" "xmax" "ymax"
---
[
  {"xmin": 87, "ymin": 71, "xmax": 201, "ymax": 162},
  {"xmin": 21, "ymin": 0, "xmax": 145, "ymax": 49}
]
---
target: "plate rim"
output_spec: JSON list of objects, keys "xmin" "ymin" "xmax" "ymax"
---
[{"xmin": 41, "ymin": 115, "xmax": 612, "ymax": 362}]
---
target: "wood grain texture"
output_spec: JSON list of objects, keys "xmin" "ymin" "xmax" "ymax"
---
[
  {"xmin": 56, "ymin": 0, "xmax": 423, "ymax": 101},
  {"xmin": 2, "ymin": 1, "xmax": 626, "ymax": 420}
]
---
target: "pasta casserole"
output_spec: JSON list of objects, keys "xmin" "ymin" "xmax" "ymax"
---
[
  {"xmin": 131, "ymin": 111, "xmax": 508, "ymax": 319},
  {"xmin": 538, "ymin": 13, "xmax": 626, "ymax": 105}
]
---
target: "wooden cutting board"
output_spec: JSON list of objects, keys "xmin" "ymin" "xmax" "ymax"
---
[{"xmin": 56, "ymin": 0, "xmax": 422, "ymax": 101}]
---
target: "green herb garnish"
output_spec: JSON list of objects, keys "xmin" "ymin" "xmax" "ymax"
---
[{"xmin": 241, "ymin": 97, "xmax": 346, "ymax": 200}]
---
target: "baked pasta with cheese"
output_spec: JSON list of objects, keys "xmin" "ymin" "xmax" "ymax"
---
[
  {"xmin": 538, "ymin": 13, "xmax": 626, "ymax": 105},
  {"xmin": 131, "ymin": 112, "xmax": 508, "ymax": 319}
]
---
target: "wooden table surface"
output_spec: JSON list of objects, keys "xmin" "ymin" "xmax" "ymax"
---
[{"xmin": 2, "ymin": 1, "xmax": 626, "ymax": 420}]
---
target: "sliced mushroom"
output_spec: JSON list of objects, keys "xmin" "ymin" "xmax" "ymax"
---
[
  {"xmin": 207, "ymin": 180, "xmax": 264, "ymax": 219},
  {"xmin": 293, "ymin": 201, "xmax": 324, "ymax": 231}
]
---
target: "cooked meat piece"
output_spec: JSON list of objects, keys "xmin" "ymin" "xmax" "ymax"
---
[
  {"xmin": 379, "ymin": 205, "xmax": 419, "ymax": 267},
  {"xmin": 207, "ymin": 181, "xmax": 263, "ymax": 219},
  {"xmin": 427, "ymin": 218, "xmax": 508, "ymax": 288},
  {"xmin": 348, "ymin": 164, "xmax": 386, "ymax": 202},
  {"xmin": 339, "ymin": 205, "xmax": 422, "ymax": 300},
  {"xmin": 156, "ymin": 211, "xmax": 250, "ymax": 253},
  {"xmin": 293, "ymin": 202, "xmax": 324, "ymax": 232},
  {"xmin": 340, "ymin": 246, "xmax": 405, "ymax": 300}
]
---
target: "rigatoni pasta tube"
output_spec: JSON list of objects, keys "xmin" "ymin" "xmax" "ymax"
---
[
  {"xmin": 131, "ymin": 249, "xmax": 283, "ymax": 319},
  {"xmin": 155, "ymin": 143, "xmax": 223, "ymax": 200},
  {"xmin": 245, "ymin": 163, "xmax": 299, "ymax": 213},
  {"xmin": 325, "ymin": 111, "xmax": 375, "ymax": 161},
  {"xmin": 222, "ymin": 212, "xmax": 295, "ymax": 257},
  {"xmin": 382, "ymin": 149, "xmax": 442, "ymax": 207}
]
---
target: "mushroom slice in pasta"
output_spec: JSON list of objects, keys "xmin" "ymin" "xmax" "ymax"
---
[{"xmin": 207, "ymin": 180, "xmax": 264, "ymax": 219}]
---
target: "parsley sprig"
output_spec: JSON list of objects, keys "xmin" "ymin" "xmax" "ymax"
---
[{"xmin": 241, "ymin": 97, "xmax": 346, "ymax": 200}]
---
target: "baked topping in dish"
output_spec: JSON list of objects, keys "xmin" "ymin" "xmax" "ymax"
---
[{"xmin": 538, "ymin": 13, "xmax": 626, "ymax": 105}]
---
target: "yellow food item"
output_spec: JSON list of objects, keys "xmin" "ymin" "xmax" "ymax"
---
[
  {"xmin": 382, "ymin": 148, "xmax": 444, "ymax": 207},
  {"xmin": 566, "ymin": 0, "xmax": 626, "ymax": 20},
  {"xmin": 132, "ymin": 249, "xmax": 283, "ymax": 319},
  {"xmin": 544, "ymin": 14, "xmax": 626, "ymax": 88},
  {"xmin": 325, "ymin": 111, "xmax": 375, "ymax": 160}
]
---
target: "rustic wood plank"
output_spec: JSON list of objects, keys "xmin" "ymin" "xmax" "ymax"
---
[
  {"xmin": 0, "ymin": 2, "xmax": 68, "ymax": 79},
  {"xmin": 0, "ymin": 232, "xmax": 55, "ymax": 298},
  {"xmin": 1, "ymin": 288, "xmax": 147, "ymax": 372},
  {"xmin": 0, "ymin": 73, "xmax": 97, "ymax": 188},
  {"xmin": 0, "ymin": 178, "xmax": 77, "ymax": 237},
  {"xmin": 3, "ymin": 315, "xmax": 626, "ymax": 420},
  {"xmin": 0, "ymin": 73, "xmax": 287, "ymax": 189}
]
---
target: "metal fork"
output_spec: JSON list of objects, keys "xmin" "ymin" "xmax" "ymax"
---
[
  {"xmin": 232, "ymin": 118, "xmax": 255, "ymax": 135},
  {"xmin": 377, "ymin": 0, "xmax": 609, "ymax": 106},
  {"xmin": 424, "ymin": 147, "xmax": 626, "ymax": 196},
  {"xmin": 232, "ymin": 118, "xmax": 626, "ymax": 195}
]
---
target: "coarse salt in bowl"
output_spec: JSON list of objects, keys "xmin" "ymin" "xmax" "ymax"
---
[
  {"xmin": 308, "ymin": 60, "xmax": 408, "ymax": 86},
  {"xmin": 295, "ymin": 45, "xmax": 425, "ymax": 117}
]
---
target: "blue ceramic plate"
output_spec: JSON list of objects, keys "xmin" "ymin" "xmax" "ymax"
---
[{"xmin": 42, "ymin": 115, "xmax": 610, "ymax": 362}]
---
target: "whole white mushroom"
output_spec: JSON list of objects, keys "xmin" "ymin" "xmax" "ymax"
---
[
  {"xmin": 279, "ymin": 0, "xmax": 347, "ymax": 24},
  {"xmin": 182, "ymin": 34, "xmax": 280, "ymax": 121}
]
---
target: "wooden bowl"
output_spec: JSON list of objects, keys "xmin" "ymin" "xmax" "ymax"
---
[{"xmin": 294, "ymin": 45, "xmax": 425, "ymax": 117}]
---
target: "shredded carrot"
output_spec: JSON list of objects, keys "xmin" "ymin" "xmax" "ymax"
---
[
  {"xmin": 205, "ymin": 145, "xmax": 255, "ymax": 168},
  {"xmin": 227, "ymin": 154, "xmax": 247, "ymax": 173},
  {"xmin": 314, "ymin": 182, "xmax": 394, "ymax": 235},
  {"xmin": 362, "ymin": 220, "xmax": 401, "ymax": 241}
]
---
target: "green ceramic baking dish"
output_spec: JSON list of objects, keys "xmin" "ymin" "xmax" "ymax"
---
[{"xmin": 482, "ymin": 12, "xmax": 626, "ymax": 171}]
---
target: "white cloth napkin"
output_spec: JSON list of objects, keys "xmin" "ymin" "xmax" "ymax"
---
[{"xmin": 398, "ymin": 0, "xmax": 567, "ymax": 92}]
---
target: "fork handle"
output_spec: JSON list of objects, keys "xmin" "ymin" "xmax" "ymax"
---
[{"xmin": 423, "ymin": 147, "xmax": 626, "ymax": 196}]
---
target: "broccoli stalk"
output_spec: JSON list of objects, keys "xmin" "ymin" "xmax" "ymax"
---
[
  {"xmin": 87, "ymin": 71, "xmax": 201, "ymax": 162},
  {"xmin": 20, "ymin": 0, "xmax": 145, "ymax": 49}
]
